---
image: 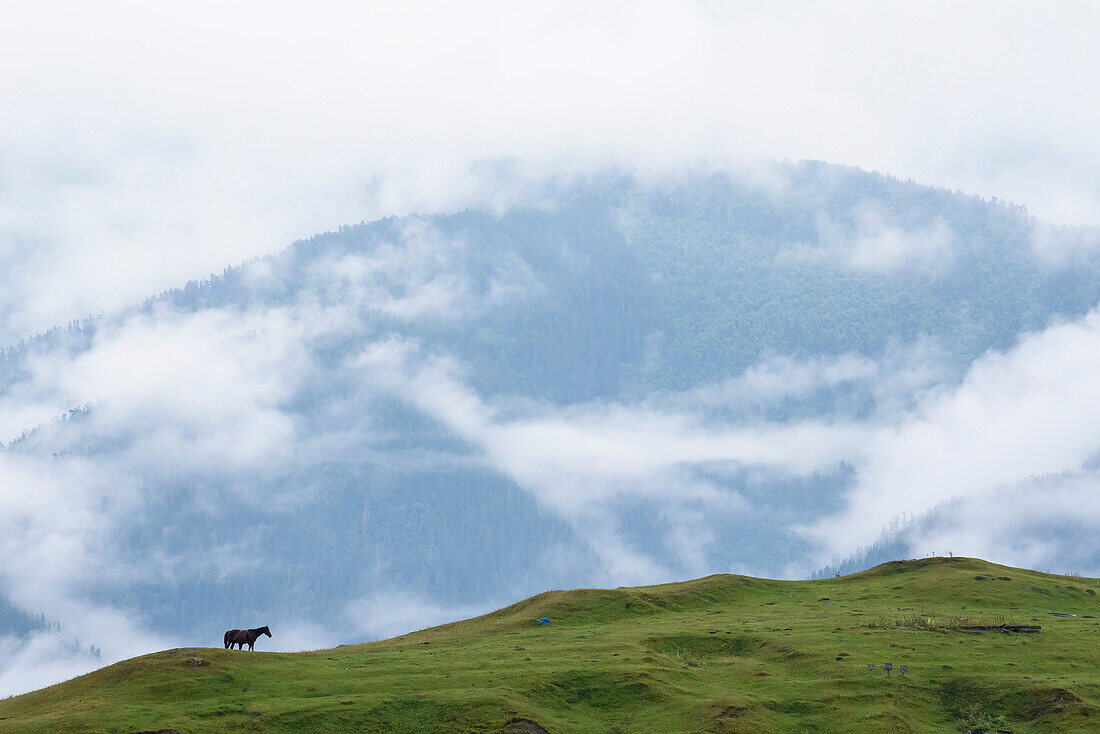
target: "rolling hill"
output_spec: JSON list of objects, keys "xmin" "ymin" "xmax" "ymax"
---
[{"xmin": 2, "ymin": 557, "xmax": 1098, "ymax": 733}]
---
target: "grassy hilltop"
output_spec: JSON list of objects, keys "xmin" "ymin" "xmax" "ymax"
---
[{"xmin": 2, "ymin": 558, "xmax": 1099, "ymax": 733}]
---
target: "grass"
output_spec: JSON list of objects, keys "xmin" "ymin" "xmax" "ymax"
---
[{"xmin": 2, "ymin": 557, "xmax": 1100, "ymax": 732}]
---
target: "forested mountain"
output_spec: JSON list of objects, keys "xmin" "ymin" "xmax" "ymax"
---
[{"xmin": 2, "ymin": 162, "xmax": 1099, "ymax": 662}]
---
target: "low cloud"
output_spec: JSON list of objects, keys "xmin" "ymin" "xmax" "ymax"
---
[
  {"xmin": 790, "ymin": 203, "xmax": 955, "ymax": 274},
  {"xmin": 0, "ymin": 633, "xmax": 106, "ymax": 700},
  {"xmin": 352, "ymin": 338, "xmax": 868, "ymax": 583},
  {"xmin": 808, "ymin": 307, "xmax": 1100, "ymax": 566},
  {"xmin": 0, "ymin": 602, "xmax": 174, "ymax": 699},
  {"xmin": 1030, "ymin": 221, "xmax": 1100, "ymax": 266},
  {"xmin": 6, "ymin": 212, "xmax": 1100, "ymax": 696},
  {"xmin": 343, "ymin": 592, "xmax": 495, "ymax": 643},
  {"xmin": 349, "ymin": 308, "xmax": 1100, "ymax": 584},
  {"xmin": 305, "ymin": 218, "xmax": 540, "ymax": 322},
  {"xmin": 5, "ymin": 305, "xmax": 307, "ymax": 476},
  {"xmin": 907, "ymin": 471, "xmax": 1100, "ymax": 574},
  {"xmin": 0, "ymin": 239, "xmax": 548, "ymax": 694},
  {"xmin": 673, "ymin": 338, "xmax": 949, "ymax": 420}
]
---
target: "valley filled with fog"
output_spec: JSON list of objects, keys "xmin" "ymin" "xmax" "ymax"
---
[{"xmin": 3, "ymin": 163, "xmax": 1100, "ymax": 694}]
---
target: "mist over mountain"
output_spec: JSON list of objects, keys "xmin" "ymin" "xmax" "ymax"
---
[{"xmin": 3, "ymin": 161, "xmax": 1100, "ymax": 694}]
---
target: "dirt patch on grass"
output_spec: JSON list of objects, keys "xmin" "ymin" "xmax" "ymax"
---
[
  {"xmin": 499, "ymin": 717, "xmax": 551, "ymax": 733},
  {"xmin": 707, "ymin": 702, "xmax": 777, "ymax": 733}
]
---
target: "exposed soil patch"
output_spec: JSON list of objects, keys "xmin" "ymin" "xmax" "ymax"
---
[
  {"xmin": 709, "ymin": 703, "xmax": 771, "ymax": 733},
  {"xmin": 499, "ymin": 717, "xmax": 550, "ymax": 733}
]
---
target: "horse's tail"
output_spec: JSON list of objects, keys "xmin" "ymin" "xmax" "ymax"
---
[{"xmin": 223, "ymin": 630, "xmax": 230, "ymax": 649}]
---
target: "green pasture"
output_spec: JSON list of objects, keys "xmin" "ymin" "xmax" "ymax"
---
[{"xmin": 2, "ymin": 557, "xmax": 1099, "ymax": 733}]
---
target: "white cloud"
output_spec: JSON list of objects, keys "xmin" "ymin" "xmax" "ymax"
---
[
  {"xmin": 808, "ymin": 307, "xmax": 1100, "ymax": 565},
  {"xmin": 0, "ymin": 248, "xmax": 539, "ymax": 695},
  {"xmin": 1030, "ymin": 221, "xmax": 1100, "ymax": 265},
  {"xmin": 840, "ymin": 208, "xmax": 954, "ymax": 274},
  {"xmin": 348, "ymin": 307, "xmax": 1100, "ymax": 583},
  {"xmin": 0, "ymin": 633, "xmax": 106, "ymax": 700},
  {"xmin": 0, "ymin": 599, "xmax": 175, "ymax": 698},
  {"xmin": 3, "ymin": 305, "xmax": 306, "ymax": 476},
  {"xmin": 676, "ymin": 339, "xmax": 949, "ymax": 418},
  {"xmin": 354, "ymin": 339, "xmax": 866, "ymax": 491},
  {"xmin": 1, "ymin": 1, "xmax": 1099, "ymax": 344},
  {"xmin": 784, "ymin": 203, "xmax": 955, "ymax": 273},
  {"xmin": 0, "ymin": 451, "xmax": 132, "ymax": 610},
  {"xmin": 684, "ymin": 353, "xmax": 879, "ymax": 407},
  {"xmin": 352, "ymin": 338, "xmax": 868, "ymax": 583},
  {"xmin": 305, "ymin": 218, "xmax": 539, "ymax": 321},
  {"xmin": 905, "ymin": 471, "xmax": 1100, "ymax": 573},
  {"xmin": 343, "ymin": 592, "xmax": 494, "ymax": 643}
]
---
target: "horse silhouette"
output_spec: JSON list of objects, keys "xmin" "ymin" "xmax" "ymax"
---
[{"xmin": 223, "ymin": 625, "xmax": 271, "ymax": 650}]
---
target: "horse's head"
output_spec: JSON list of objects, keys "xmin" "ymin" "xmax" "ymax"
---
[{"xmin": 260, "ymin": 626, "xmax": 272, "ymax": 637}]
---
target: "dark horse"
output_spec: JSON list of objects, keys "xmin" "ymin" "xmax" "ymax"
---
[{"xmin": 223, "ymin": 625, "xmax": 271, "ymax": 650}]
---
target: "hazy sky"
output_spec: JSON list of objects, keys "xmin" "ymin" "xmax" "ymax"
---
[{"xmin": 1, "ymin": 1, "xmax": 1098, "ymax": 343}]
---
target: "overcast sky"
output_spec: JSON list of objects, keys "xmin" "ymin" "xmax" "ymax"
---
[{"xmin": 1, "ymin": 0, "xmax": 1098, "ymax": 343}]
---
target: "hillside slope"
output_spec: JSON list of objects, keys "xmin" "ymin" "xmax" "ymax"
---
[{"xmin": 2, "ymin": 558, "xmax": 1099, "ymax": 733}]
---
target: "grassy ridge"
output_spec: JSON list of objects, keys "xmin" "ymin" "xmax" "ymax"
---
[{"xmin": 2, "ymin": 557, "xmax": 1099, "ymax": 733}]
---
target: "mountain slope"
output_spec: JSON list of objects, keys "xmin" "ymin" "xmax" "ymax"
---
[{"xmin": 2, "ymin": 558, "xmax": 1099, "ymax": 733}]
